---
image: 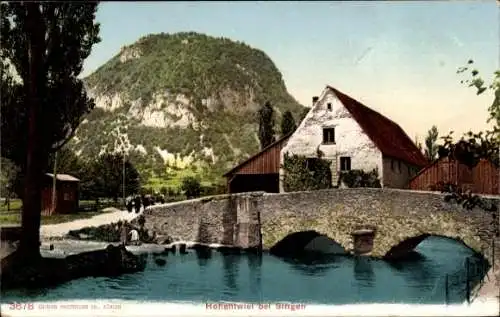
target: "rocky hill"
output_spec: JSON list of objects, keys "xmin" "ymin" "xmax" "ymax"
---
[{"xmin": 72, "ymin": 32, "xmax": 305, "ymax": 189}]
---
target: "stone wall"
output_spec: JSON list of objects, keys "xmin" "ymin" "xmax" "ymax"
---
[
  {"xmin": 259, "ymin": 189, "xmax": 499, "ymax": 263},
  {"xmin": 143, "ymin": 192, "xmax": 264, "ymax": 248},
  {"xmin": 144, "ymin": 188, "xmax": 500, "ymax": 264}
]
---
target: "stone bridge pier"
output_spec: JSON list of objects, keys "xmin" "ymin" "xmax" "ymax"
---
[{"xmin": 144, "ymin": 189, "xmax": 499, "ymax": 265}]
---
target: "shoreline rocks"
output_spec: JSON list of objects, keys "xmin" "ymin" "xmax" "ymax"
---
[
  {"xmin": 1, "ymin": 244, "xmax": 146, "ymax": 291},
  {"xmin": 65, "ymin": 218, "xmax": 156, "ymax": 244}
]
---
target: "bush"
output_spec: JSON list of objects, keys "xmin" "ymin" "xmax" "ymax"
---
[
  {"xmin": 181, "ymin": 176, "xmax": 202, "ymax": 199},
  {"xmin": 338, "ymin": 169, "xmax": 381, "ymax": 188},
  {"xmin": 282, "ymin": 153, "xmax": 332, "ymax": 192},
  {"xmin": 201, "ymin": 184, "xmax": 227, "ymax": 196}
]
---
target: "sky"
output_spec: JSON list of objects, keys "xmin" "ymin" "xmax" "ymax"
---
[{"xmin": 82, "ymin": 1, "xmax": 499, "ymax": 142}]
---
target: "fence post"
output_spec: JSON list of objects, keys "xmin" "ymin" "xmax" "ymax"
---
[
  {"xmin": 493, "ymin": 239, "xmax": 495, "ymax": 272},
  {"xmin": 445, "ymin": 274, "xmax": 449, "ymax": 305},
  {"xmin": 465, "ymin": 257, "xmax": 470, "ymax": 304}
]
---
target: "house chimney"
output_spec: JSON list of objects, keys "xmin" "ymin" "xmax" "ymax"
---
[{"xmin": 312, "ymin": 96, "xmax": 319, "ymax": 106}]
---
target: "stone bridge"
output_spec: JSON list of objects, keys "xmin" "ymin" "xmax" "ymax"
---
[{"xmin": 143, "ymin": 188, "xmax": 499, "ymax": 263}]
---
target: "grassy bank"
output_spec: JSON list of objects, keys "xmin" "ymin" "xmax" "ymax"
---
[{"xmin": 0, "ymin": 199, "xmax": 121, "ymax": 226}]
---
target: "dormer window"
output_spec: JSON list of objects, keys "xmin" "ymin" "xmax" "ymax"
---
[
  {"xmin": 322, "ymin": 127, "xmax": 335, "ymax": 144},
  {"xmin": 327, "ymin": 103, "xmax": 332, "ymax": 111}
]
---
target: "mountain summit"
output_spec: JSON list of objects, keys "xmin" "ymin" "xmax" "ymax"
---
[{"xmin": 73, "ymin": 32, "xmax": 305, "ymax": 188}]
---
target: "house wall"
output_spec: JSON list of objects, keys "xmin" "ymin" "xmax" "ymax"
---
[
  {"xmin": 280, "ymin": 89, "xmax": 383, "ymax": 191},
  {"xmin": 382, "ymin": 156, "xmax": 419, "ymax": 189},
  {"xmin": 41, "ymin": 181, "xmax": 79, "ymax": 215}
]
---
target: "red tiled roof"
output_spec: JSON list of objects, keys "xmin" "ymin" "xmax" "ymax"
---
[{"xmin": 327, "ymin": 86, "xmax": 428, "ymax": 167}]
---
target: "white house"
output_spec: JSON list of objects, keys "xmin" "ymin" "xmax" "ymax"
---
[{"xmin": 279, "ymin": 85, "xmax": 428, "ymax": 191}]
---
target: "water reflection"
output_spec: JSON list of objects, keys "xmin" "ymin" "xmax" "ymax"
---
[
  {"xmin": 353, "ymin": 256, "xmax": 375, "ymax": 287},
  {"xmin": 247, "ymin": 254, "xmax": 263, "ymax": 300},
  {"xmin": 221, "ymin": 254, "xmax": 241, "ymax": 294},
  {"xmin": 195, "ymin": 247, "xmax": 212, "ymax": 268},
  {"xmin": 387, "ymin": 251, "xmax": 437, "ymax": 286},
  {"xmin": 282, "ymin": 252, "xmax": 340, "ymax": 276}
]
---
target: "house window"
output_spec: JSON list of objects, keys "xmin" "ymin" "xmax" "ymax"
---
[
  {"xmin": 322, "ymin": 127, "xmax": 335, "ymax": 144},
  {"xmin": 340, "ymin": 157, "xmax": 351, "ymax": 171},
  {"xmin": 64, "ymin": 193, "xmax": 70, "ymax": 201},
  {"xmin": 327, "ymin": 103, "xmax": 332, "ymax": 111}
]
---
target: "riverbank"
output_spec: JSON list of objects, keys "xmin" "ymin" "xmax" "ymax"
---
[
  {"xmin": 0, "ymin": 244, "xmax": 146, "ymax": 291},
  {"xmin": 1, "ymin": 300, "xmax": 499, "ymax": 317},
  {"xmin": 40, "ymin": 208, "xmax": 143, "ymax": 238},
  {"xmin": 472, "ymin": 266, "xmax": 500, "ymax": 304}
]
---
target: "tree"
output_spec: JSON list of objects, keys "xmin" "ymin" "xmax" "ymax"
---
[
  {"xmin": 47, "ymin": 145, "xmax": 83, "ymax": 177},
  {"xmin": 280, "ymin": 110, "xmax": 297, "ymax": 136},
  {"xmin": 181, "ymin": 176, "xmax": 202, "ymax": 199},
  {"xmin": 434, "ymin": 61, "xmax": 500, "ymax": 245},
  {"xmin": 0, "ymin": 3, "xmax": 101, "ymax": 258},
  {"xmin": 457, "ymin": 60, "xmax": 499, "ymax": 133},
  {"xmin": 414, "ymin": 135, "xmax": 424, "ymax": 154},
  {"xmin": 88, "ymin": 153, "xmax": 141, "ymax": 201},
  {"xmin": 424, "ymin": 125, "xmax": 439, "ymax": 162},
  {"xmin": 0, "ymin": 157, "xmax": 20, "ymax": 210},
  {"xmin": 298, "ymin": 107, "xmax": 310, "ymax": 123},
  {"xmin": 258, "ymin": 101, "xmax": 276, "ymax": 149}
]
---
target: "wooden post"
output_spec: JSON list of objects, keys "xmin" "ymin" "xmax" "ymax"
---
[
  {"xmin": 445, "ymin": 274, "xmax": 449, "ymax": 305},
  {"xmin": 51, "ymin": 151, "xmax": 58, "ymax": 214},
  {"xmin": 465, "ymin": 257, "xmax": 471, "ymax": 304},
  {"xmin": 122, "ymin": 152, "xmax": 126, "ymax": 208}
]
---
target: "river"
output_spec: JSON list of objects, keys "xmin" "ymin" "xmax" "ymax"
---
[{"xmin": 1, "ymin": 236, "xmax": 488, "ymax": 307}]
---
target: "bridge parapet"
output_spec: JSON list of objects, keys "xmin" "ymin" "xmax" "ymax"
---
[{"xmin": 143, "ymin": 188, "xmax": 499, "ymax": 265}]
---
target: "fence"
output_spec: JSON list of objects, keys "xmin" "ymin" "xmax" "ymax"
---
[
  {"xmin": 409, "ymin": 158, "xmax": 499, "ymax": 195},
  {"xmin": 426, "ymin": 245, "xmax": 493, "ymax": 305}
]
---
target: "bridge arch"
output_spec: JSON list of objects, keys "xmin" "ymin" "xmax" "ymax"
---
[
  {"xmin": 269, "ymin": 230, "xmax": 348, "ymax": 258},
  {"xmin": 383, "ymin": 234, "xmax": 487, "ymax": 261}
]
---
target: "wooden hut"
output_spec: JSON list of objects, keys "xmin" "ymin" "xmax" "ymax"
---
[
  {"xmin": 41, "ymin": 173, "xmax": 80, "ymax": 215},
  {"xmin": 409, "ymin": 157, "xmax": 499, "ymax": 195},
  {"xmin": 223, "ymin": 133, "xmax": 292, "ymax": 194}
]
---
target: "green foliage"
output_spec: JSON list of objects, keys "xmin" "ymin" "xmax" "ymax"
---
[
  {"xmin": 282, "ymin": 153, "xmax": 332, "ymax": 192},
  {"xmin": 438, "ymin": 131, "xmax": 499, "ymax": 168},
  {"xmin": 0, "ymin": 3, "xmax": 101, "ymax": 256},
  {"xmin": 258, "ymin": 102, "xmax": 276, "ymax": 149},
  {"xmin": 424, "ymin": 125, "xmax": 439, "ymax": 162},
  {"xmin": 338, "ymin": 169, "xmax": 382, "ymax": 188},
  {"xmin": 298, "ymin": 107, "xmax": 310, "ymax": 123},
  {"xmin": 437, "ymin": 60, "xmax": 500, "ymax": 241},
  {"xmin": 74, "ymin": 32, "xmax": 307, "ymax": 189},
  {"xmin": 181, "ymin": 176, "xmax": 202, "ymax": 199},
  {"xmin": 0, "ymin": 2, "xmax": 101, "ymax": 171},
  {"xmin": 414, "ymin": 135, "xmax": 424, "ymax": 154},
  {"xmin": 80, "ymin": 152, "xmax": 141, "ymax": 200},
  {"xmin": 457, "ymin": 60, "xmax": 499, "ymax": 140},
  {"xmin": 0, "ymin": 157, "xmax": 19, "ymax": 199},
  {"xmin": 280, "ymin": 110, "xmax": 297, "ymax": 136},
  {"xmin": 85, "ymin": 32, "xmax": 304, "ymax": 115},
  {"xmin": 47, "ymin": 145, "xmax": 83, "ymax": 176}
]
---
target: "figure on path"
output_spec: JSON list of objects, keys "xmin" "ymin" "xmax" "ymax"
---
[
  {"xmin": 120, "ymin": 222, "xmax": 129, "ymax": 245},
  {"xmin": 129, "ymin": 229, "xmax": 140, "ymax": 246},
  {"xmin": 134, "ymin": 195, "xmax": 142, "ymax": 213},
  {"xmin": 142, "ymin": 194, "xmax": 150, "ymax": 210},
  {"xmin": 126, "ymin": 196, "xmax": 134, "ymax": 213}
]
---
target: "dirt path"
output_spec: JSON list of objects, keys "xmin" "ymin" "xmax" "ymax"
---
[{"xmin": 40, "ymin": 208, "xmax": 143, "ymax": 239}]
